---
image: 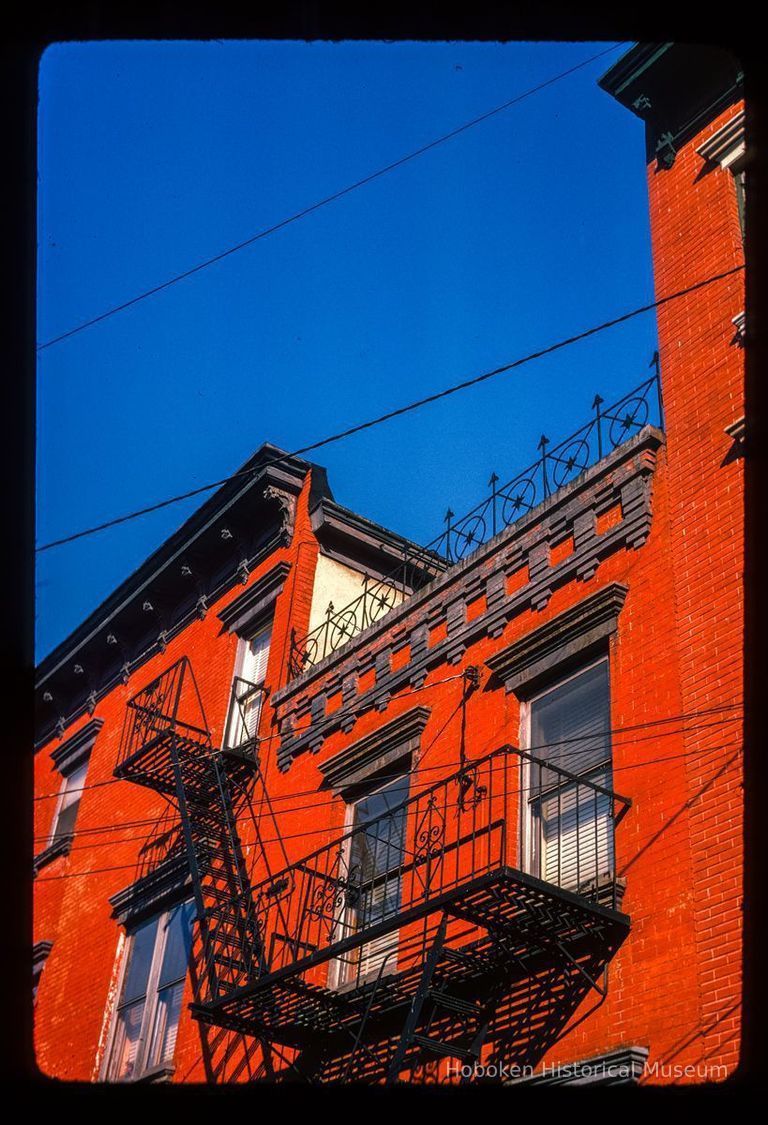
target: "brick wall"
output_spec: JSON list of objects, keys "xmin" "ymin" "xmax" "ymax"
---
[{"xmin": 645, "ymin": 102, "xmax": 745, "ymax": 1076}]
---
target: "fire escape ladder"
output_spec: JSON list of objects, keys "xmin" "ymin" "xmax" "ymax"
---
[
  {"xmin": 385, "ymin": 906, "xmax": 538, "ymax": 1084},
  {"xmin": 115, "ymin": 659, "xmax": 267, "ymax": 1006},
  {"xmin": 167, "ymin": 729, "xmax": 265, "ymax": 1001},
  {"xmin": 385, "ymin": 913, "xmax": 453, "ymax": 1084}
]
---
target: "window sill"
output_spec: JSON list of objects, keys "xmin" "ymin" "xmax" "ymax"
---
[
  {"xmin": 33, "ymin": 834, "xmax": 73, "ymax": 876},
  {"xmin": 135, "ymin": 1063, "xmax": 175, "ymax": 1084}
]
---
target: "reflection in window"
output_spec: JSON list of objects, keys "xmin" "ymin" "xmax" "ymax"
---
[
  {"xmin": 105, "ymin": 901, "xmax": 194, "ymax": 1081},
  {"xmin": 50, "ymin": 759, "xmax": 89, "ymax": 845}
]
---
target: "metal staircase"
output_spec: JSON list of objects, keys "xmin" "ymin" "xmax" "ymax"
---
[
  {"xmin": 116, "ymin": 657, "xmax": 632, "ymax": 1085},
  {"xmin": 115, "ymin": 657, "xmax": 265, "ymax": 1004}
]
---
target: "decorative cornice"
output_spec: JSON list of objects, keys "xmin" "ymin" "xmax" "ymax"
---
[
  {"xmin": 724, "ymin": 416, "xmax": 746, "ymax": 460},
  {"xmin": 218, "ymin": 561, "xmax": 291, "ymax": 636},
  {"xmin": 725, "ymin": 416, "xmax": 745, "ymax": 443},
  {"xmin": 311, "ymin": 499, "xmax": 446, "ymax": 584},
  {"xmin": 50, "ymin": 717, "xmax": 104, "ymax": 774},
  {"xmin": 486, "ymin": 583, "xmax": 628, "ymax": 694},
  {"xmin": 263, "ymin": 486, "xmax": 296, "ymax": 543},
  {"xmin": 732, "ymin": 310, "xmax": 746, "ymax": 347},
  {"xmin": 319, "ymin": 706, "xmax": 431, "ymax": 794},
  {"xmin": 33, "ymin": 939, "xmax": 54, "ymax": 968},
  {"xmin": 272, "ymin": 429, "xmax": 662, "ymax": 769},
  {"xmin": 110, "ymin": 853, "xmax": 191, "ymax": 927},
  {"xmin": 599, "ymin": 43, "xmax": 743, "ymax": 170},
  {"xmin": 35, "ymin": 445, "xmax": 324, "ymax": 745}
]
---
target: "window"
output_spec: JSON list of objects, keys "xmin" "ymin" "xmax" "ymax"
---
[
  {"xmin": 104, "ymin": 900, "xmax": 194, "ymax": 1082},
  {"xmin": 522, "ymin": 659, "xmax": 614, "ymax": 896},
  {"xmin": 333, "ymin": 772, "xmax": 410, "ymax": 987},
  {"xmin": 33, "ymin": 940, "xmax": 53, "ymax": 1006},
  {"xmin": 49, "ymin": 758, "xmax": 89, "ymax": 846},
  {"xmin": 35, "ymin": 719, "xmax": 102, "ymax": 873},
  {"xmin": 733, "ymin": 163, "xmax": 746, "ymax": 243},
  {"xmin": 224, "ymin": 623, "xmax": 271, "ymax": 751}
]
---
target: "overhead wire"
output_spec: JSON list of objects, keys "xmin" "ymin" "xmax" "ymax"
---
[
  {"xmin": 35, "ymin": 263, "xmax": 744, "ymax": 554},
  {"xmin": 37, "ymin": 43, "xmax": 628, "ymax": 353}
]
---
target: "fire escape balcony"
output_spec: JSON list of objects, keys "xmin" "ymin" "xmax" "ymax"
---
[
  {"xmin": 114, "ymin": 658, "xmax": 264, "ymax": 800},
  {"xmin": 191, "ymin": 746, "xmax": 632, "ymax": 1073},
  {"xmin": 115, "ymin": 659, "xmax": 633, "ymax": 1079}
]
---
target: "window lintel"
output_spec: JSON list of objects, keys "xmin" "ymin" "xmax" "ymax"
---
[
  {"xmin": 486, "ymin": 583, "xmax": 628, "ymax": 696},
  {"xmin": 50, "ymin": 716, "xmax": 103, "ymax": 776}
]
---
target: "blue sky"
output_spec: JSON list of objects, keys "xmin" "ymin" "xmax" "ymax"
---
[{"xmin": 36, "ymin": 39, "xmax": 655, "ymax": 660}]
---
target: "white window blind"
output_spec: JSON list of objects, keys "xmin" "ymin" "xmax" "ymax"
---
[
  {"xmin": 105, "ymin": 901, "xmax": 193, "ymax": 1081},
  {"xmin": 538, "ymin": 767, "xmax": 614, "ymax": 891},
  {"xmin": 241, "ymin": 625, "xmax": 272, "ymax": 686},
  {"xmin": 337, "ymin": 774, "xmax": 409, "ymax": 985},
  {"xmin": 526, "ymin": 660, "xmax": 613, "ymax": 895}
]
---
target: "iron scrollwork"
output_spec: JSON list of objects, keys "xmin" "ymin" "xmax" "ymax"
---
[{"xmin": 288, "ymin": 371, "xmax": 662, "ymax": 678}]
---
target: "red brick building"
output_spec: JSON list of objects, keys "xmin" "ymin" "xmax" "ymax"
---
[{"xmin": 33, "ymin": 43, "xmax": 745, "ymax": 1086}]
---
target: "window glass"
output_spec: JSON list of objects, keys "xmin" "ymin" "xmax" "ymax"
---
[
  {"xmin": 157, "ymin": 902, "xmax": 194, "ymax": 988},
  {"xmin": 529, "ymin": 660, "xmax": 610, "ymax": 791},
  {"xmin": 106, "ymin": 904, "xmax": 192, "ymax": 1081},
  {"xmin": 336, "ymin": 773, "xmax": 410, "ymax": 985},
  {"xmin": 51, "ymin": 759, "xmax": 88, "ymax": 842},
  {"xmin": 121, "ymin": 917, "xmax": 158, "ymax": 1004},
  {"xmin": 147, "ymin": 980, "xmax": 185, "ymax": 1067},
  {"xmin": 108, "ymin": 1001, "xmax": 145, "ymax": 1080},
  {"xmin": 349, "ymin": 774, "xmax": 409, "ymax": 929},
  {"xmin": 526, "ymin": 661, "xmax": 614, "ymax": 895}
]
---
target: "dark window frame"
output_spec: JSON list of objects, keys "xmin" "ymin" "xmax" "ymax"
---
[{"xmin": 34, "ymin": 719, "xmax": 102, "ymax": 874}]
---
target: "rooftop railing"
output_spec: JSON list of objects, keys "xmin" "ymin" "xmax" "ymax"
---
[{"xmin": 289, "ymin": 367, "xmax": 663, "ymax": 678}]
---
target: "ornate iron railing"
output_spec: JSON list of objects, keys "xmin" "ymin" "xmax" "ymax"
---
[
  {"xmin": 289, "ymin": 368, "xmax": 663, "ymax": 678},
  {"xmin": 245, "ymin": 744, "xmax": 631, "ymax": 992},
  {"xmin": 289, "ymin": 553, "xmax": 445, "ymax": 676}
]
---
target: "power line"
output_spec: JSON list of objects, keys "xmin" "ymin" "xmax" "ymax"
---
[
  {"xmin": 34, "ymin": 736, "xmax": 743, "ymax": 882},
  {"xmin": 33, "ymin": 670, "xmax": 471, "ymax": 802},
  {"xmin": 35, "ymin": 263, "xmax": 745, "ymax": 555},
  {"xmin": 37, "ymin": 43, "xmax": 627, "ymax": 353},
  {"xmin": 34, "ymin": 704, "xmax": 743, "ymax": 852},
  {"xmin": 36, "ymin": 728, "xmax": 744, "ymax": 853},
  {"xmin": 33, "ymin": 701, "xmax": 742, "ymax": 805}
]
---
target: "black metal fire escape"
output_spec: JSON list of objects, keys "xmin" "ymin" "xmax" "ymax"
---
[
  {"xmin": 114, "ymin": 658, "xmax": 265, "ymax": 1004},
  {"xmin": 116, "ymin": 658, "xmax": 632, "ymax": 1084}
]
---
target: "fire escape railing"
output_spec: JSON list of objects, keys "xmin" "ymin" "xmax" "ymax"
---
[
  {"xmin": 245, "ymin": 744, "xmax": 631, "ymax": 992},
  {"xmin": 116, "ymin": 661, "xmax": 267, "ymax": 774},
  {"xmin": 115, "ymin": 659, "xmax": 633, "ymax": 1072},
  {"xmin": 289, "ymin": 368, "xmax": 663, "ymax": 680},
  {"xmin": 116, "ymin": 657, "xmax": 209, "ymax": 773}
]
